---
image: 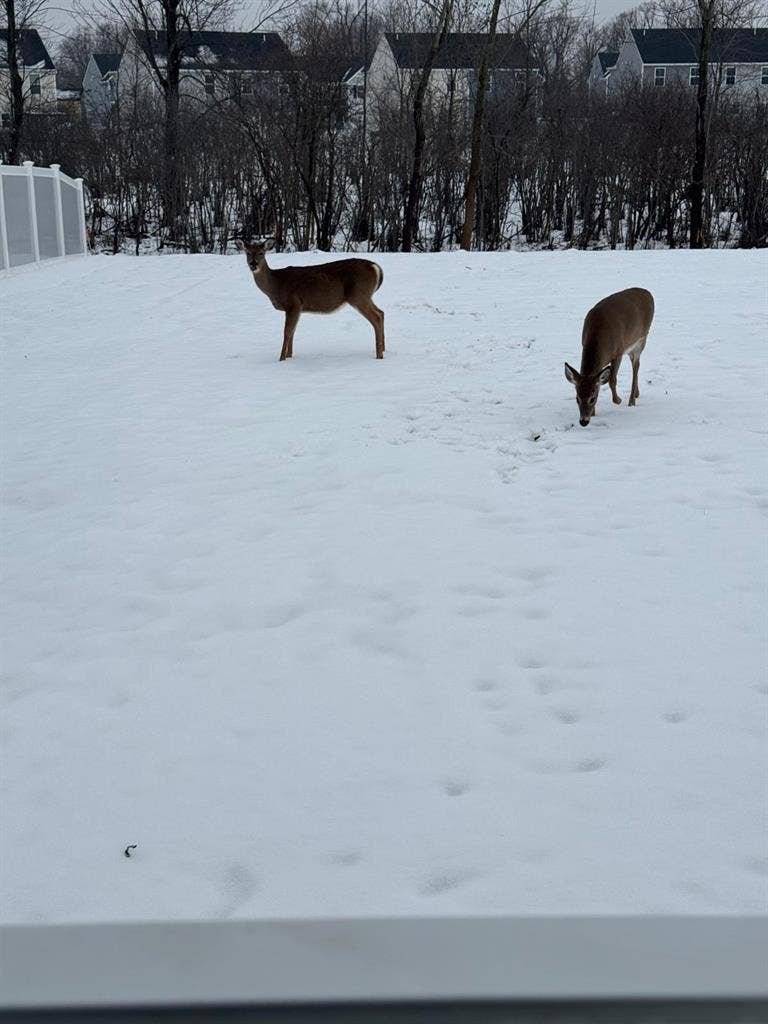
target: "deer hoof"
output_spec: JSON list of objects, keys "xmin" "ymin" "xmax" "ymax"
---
[{"xmin": 612, "ymin": 395, "xmax": 622, "ymax": 405}]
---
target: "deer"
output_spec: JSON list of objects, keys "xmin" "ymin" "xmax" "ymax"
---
[
  {"xmin": 564, "ymin": 287, "xmax": 655, "ymax": 427},
  {"xmin": 236, "ymin": 239, "xmax": 385, "ymax": 361}
]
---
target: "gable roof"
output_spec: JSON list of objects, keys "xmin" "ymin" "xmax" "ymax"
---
[
  {"xmin": 0, "ymin": 28, "xmax": 55, "ymax": 70},
  {"xmin": 598, "ymin": 50, "xmax": 618, "ymax": 74},
  {"xmin": 133, "ymin": 30, "xmax": 290, "ymax": 71},
  {"xmin": 384, "ymin": 32, "xmax": 535, "ymax": 70},
  {"xmin": 92, "ymin": 52, "xmax": 121, "ymax": 75},
  {"xmin": 631, "ymin": 27, "xmax": 768, "ymax": 65}
]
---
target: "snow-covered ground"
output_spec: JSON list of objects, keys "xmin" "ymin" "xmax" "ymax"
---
[{"xmin": 2, "ymin": 250, "xmax": 766, "ymax": 924}]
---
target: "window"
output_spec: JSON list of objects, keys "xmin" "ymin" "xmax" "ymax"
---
[
  {"xmin": 241, "ymin": 74, "xmax": 253, "ymax": 96},
  {"xmin": 689, "ymin": 66, "xmax": 699, "ymax": 85},
  {"xmin": 29, "ymin": 73, "xmax": 41, "ymax": 96},
  {"xmin": 351, "ymin": 85, "xmax": 364, "ymax": 100},
  {"xmin": 654, "ymin": 66, "xmax": 666, "ymax": 86},
  {"xmin": 204, "ymin": 72, "xmax": 215, "ymax": 96},
  {"xmin": 762, "ymin": 66, "xmax": 768, "ymax": 85},
  {"xmin": 725, "ymin": 65, "xmax": 736, "ymax": 85}
]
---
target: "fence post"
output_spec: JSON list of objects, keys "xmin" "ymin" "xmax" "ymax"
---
[
  {"xmin": 50, "ymin": 163, "xmax": 66, "ymax": 258},
  {"xmin": 0, "ymin": 165, "xmax": 10, "ymax": 271},
  {"xmin": 75, "ymin": 177, "xmax": 88, "ymax": 255},
  {"xmin": 23, "ymin": 160, "xmax": 41, "ymax": 263}
]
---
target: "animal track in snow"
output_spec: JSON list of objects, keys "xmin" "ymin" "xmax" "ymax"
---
[
  {"xmin": 330, "ymin": 851, "xmax": 363, "ymax": 866},
  {"xmin": 262, "ymin": 603, "xmax": 307, "ymax": 628},
  {"xmin": 453, "ymin": 583, "xmax": 508, "ymax": 600},
  {"xmin": 663, "ymin": 709, "xmax": 690, "ymax": 724},
  {"xmin": 519, "ymin": 606, "xmax": 550, "ymax": 621},
  {"xmin": 441, "ymin": 778, "xmax": 471, "ymax": 797},
  {"xmin": 473, "ymin": 677, "xmax": 499, "ymax": 693},
  {"xmin": 215, "ymin": 863, "xmax": 258, "ymax": 919},
  {"xmin": 550, "ymin": 706, "xmax": 580, "ymax": 725},
  {"xmin": 417, "ymin": 869, "xmax": 474, "ymax": 896}
]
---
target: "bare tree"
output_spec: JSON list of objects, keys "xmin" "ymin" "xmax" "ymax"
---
[
  {"xmin": 460, "ymin": 0, "xmax": 552, "ymax": 250},
  {"xmin": 402, "ymin": 0, "xmax": 454, "ymax": 251},
  {"xmin": 2, "ymin": 0, "xmax": 50, "ymax": 162}
]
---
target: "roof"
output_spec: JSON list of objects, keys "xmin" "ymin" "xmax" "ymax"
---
[
  {"xmin": 630, "ymin": 27, "xmax": 768, "ymax": 65},
  {"xmin": 598, "ymin": 50, "xmax": 618, "ymax": 73},
  {"xmin": 133, "ymin": 30, "xmax": 290, "ymax": 71},
  {"xmin": 93, "ymin": 52, "xmax": 121, "ymax": 75},
  {"xmin": 57, "ymin": 69, "xmax": 83, "ymax": 91},
  {"xmin": 0, "ymin": 28, "xmax": 55, "ymax": 70},
  {"xmin": 384, "ymin": 32, "xmax": 535, "ymax": 70}
]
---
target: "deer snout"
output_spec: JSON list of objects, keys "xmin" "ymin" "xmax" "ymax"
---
[{"xmin": 579, "ymin": 418, "xmax": 590, "ymax": 427}]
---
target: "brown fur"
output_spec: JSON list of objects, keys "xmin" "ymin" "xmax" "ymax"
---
[
  {"xmin": 565, "ymin": 287, "xmax": 655, "ymax": 426},
  {"xmin": 238, "ymin": 240, "xmax": 385, "ymax": 361}
]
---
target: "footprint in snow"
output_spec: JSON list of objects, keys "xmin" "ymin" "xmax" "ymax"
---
[
  {"xmin": 215, "ymin": 864, "xmax": 258, "ymax": 919},
  {"xmin": 441, "ymin": 778, "xmax": 471, "ymax": 797},
  {"xmin": 417, "ymin": 870, "xmax": 474, "ymax": 896}
]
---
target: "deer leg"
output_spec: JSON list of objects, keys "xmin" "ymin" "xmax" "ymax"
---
[
  {"xmin": 629, "ymin": 352, "xmax": 640, "ymax": 406},
  {"xmin": 609, "ymin": 357, "xmax": 622, "ymax": 405},
  {"xmin": 352, "ymin": 299, "xmax": 385, "ymax": 359},
  {"xmin": 281, "ymin": 307, "xmax": 300, "ymax": 361}
]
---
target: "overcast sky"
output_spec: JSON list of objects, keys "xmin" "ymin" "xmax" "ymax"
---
[{"xmin": 39, "ymin": 0, "xmax": 634, "ymax": 51}]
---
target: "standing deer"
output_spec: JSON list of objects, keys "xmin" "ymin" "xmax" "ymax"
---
[
  {"xmin": 565, "ymin": 287, "xmax": 655, "ymax": 426},
  {"xmin": 237, "ymin": 239, "xmax": 385, "ymax": 361}
]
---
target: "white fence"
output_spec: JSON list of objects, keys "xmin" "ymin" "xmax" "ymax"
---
[{"xmin": 0, "ymin": 161, "xmax": 87, "ymax": 271}]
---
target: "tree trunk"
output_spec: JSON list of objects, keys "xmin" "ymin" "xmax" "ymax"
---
[
  {"xmin": 690, "ymin": 2, "xmax": 712, "ymax": 250},
  {"xmin": 4, "ymin": 0, "xmax": 26, "ymax": 164},
  {"xmin": 402, "ymin": 1, "xmax": 452, "ymax": 252},
  {"xmin": 161, "ymin": 0, "xmax": 183, "ymax": 242},
  {"xmin": 460, "ymin": 0, "xmax": 502, "ymax": 251}
]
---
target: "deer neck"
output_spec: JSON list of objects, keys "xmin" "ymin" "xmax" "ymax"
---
[{"xmin": 253, "ymin": 255, "xmax": 276, "ymax": 295}]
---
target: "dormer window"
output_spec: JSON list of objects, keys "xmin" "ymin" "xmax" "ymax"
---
[
  {"xmin": 29, "ymin": 72, "xmax": 41, "ymax": 95},
  {"xmin": 725, "ymin": 66, "xmax": 736, "ymax": 85},
  {"xmin": 689, "ymin": 66, "xmax": 699, "ymax": 85},
  {"xmin": 654, "ymin": 67, "xmax": 666, "ymax": 86}
]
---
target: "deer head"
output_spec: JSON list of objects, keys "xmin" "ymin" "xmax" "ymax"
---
[
  {"xmin": 564, "ymin": 362, "xmax": 611, "ymax": 426},
  {"xmin": 236, "ymin": 237, "xmax": 275, "ymax": 274}
]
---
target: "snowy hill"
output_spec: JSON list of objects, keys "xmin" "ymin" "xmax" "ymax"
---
[{"xmin": 2, "ymin": 249, "xmax": 766, "ymax": 922}]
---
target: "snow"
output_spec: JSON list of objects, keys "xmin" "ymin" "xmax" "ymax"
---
[{"xmin": 1, "ymin": 249, "xmax": 766, "ymax": 924}]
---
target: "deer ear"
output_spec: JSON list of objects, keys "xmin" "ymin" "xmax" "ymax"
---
[
  {"xmin": 234, "ymin": 239, "xmax": 244, "ymax": 252},
  {"xmin": 564, "ymin": 362, "xmax": 580, "ymax": 385},
  {"xmin": 263, "ymin": 237, "xmax": 276, "ymax": 251},
  {"xmin": 598, "ymin": 364, "xmax": 612, "ymax": 385}
]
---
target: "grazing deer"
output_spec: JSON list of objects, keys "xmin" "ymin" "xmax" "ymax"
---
[
  {"xmin": 237, "ymin": 239, "xmax": 385, "ymax": 361},
  {"xmin": 564, "ymin": 287, "xmax": 655, "ymax": 427}
]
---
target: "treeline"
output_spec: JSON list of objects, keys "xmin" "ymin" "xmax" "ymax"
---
[{"xmin": 17, "ymin": 2, "xmax": 768, "ymax": 253}]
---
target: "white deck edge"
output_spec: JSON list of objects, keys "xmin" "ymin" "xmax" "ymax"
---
[{"xmin": 1, "ymin": 916, "xmax": 766, "ymax": 1009}]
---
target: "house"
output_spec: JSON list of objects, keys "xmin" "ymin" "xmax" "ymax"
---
[
  {"xmin": 56, "ymin": 74, "xmax": 83, "ymax": 119},
  {"xmin": 588, "ymin": 50, "xmax": 618, "ymax": 93},
  {"xmin": 608, "ymin": 27, "xmax": 768, "ymax": 95},
  {"xmin": 0, "ymin": 28, "xmax": 57, "ymax": 123},
  {"xmin": 82, "ymin": 52, "xmax": 121, "ymax": 122},
  {"xmin": 118, "ymin": 29, "xmax": 291, "ymax": 104},
  {"xmin": 366, "ymin": 31, "xmax": 540, "ymax": 114}
]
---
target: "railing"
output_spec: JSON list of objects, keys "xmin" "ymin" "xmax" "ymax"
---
[{"xmin": 0, "ymin": 161, "xmax": 88, "ymax": 271}]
